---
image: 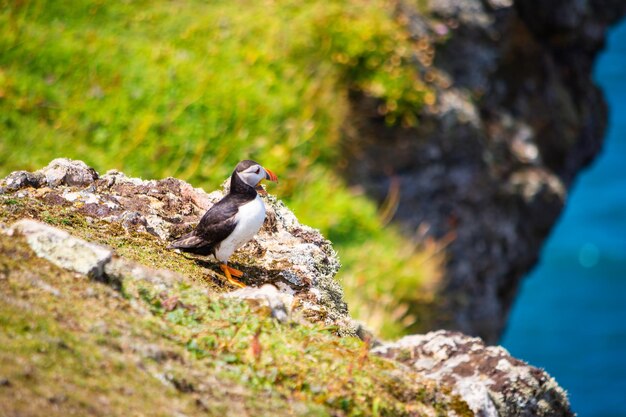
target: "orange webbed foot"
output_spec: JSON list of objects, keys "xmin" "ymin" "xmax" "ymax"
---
[{"xmin": 220, "ymin": 264, "xmax": 246, "ymax": 288}]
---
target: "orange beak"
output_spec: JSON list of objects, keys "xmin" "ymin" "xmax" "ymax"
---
[
  {"xmin": 263, "ymin": 167, "xmax": 278, "ymax": 183},
  {"xmin": 256, "ymin": 167, "xmax": 278, "ymax": 195}
]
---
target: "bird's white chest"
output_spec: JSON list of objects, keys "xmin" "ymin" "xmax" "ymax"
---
[{"xmin": 215, "ymin": 195, "xmax": 266, "ymax": 262}]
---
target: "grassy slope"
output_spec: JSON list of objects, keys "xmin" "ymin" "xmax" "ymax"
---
[
  {"xmin": 0, "ymin": 198, "xmax": 472, "ymax": 417},
  {"xmin": 0, "ymin": 0, "xmax": 440, "ymax": 337}
]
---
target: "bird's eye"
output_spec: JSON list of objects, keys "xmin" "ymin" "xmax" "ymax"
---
[{"xmin": 254, "ymin": 167, "xmax": 260, "ymax": 174}]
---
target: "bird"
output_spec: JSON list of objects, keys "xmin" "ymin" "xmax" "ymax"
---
[{"xmin": 168, "ymin": 160, "xmax": 278, "ymax": 288}]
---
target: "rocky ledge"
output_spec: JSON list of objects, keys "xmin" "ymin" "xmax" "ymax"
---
[
  {"xmin": 0, "ymin": 159, "xmax": 573, "ymax": 416},
  {"xmin": 374, "ymin": 331, "xmax": 573, "ymax": 417},
  {"xmin": 1, "ymin": 158, "xmax": 348, "ymax": 330}
]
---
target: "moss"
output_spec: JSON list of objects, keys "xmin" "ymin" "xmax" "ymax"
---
[
  {"xmin": 0, "ymin": 235, "xmax": 201, "ymax": 416},
  {"xmin": 2, "ymin": 197, "xmax": 21, "ymax": 206},
  {"xmin": 0, "ymin": 213, "xmax": 470, "ymax": 416}
]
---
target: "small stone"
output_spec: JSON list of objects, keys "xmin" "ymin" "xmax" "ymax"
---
[
  {"xmin": 39, "ymin": 158, "xmax": 98, "ymax": 187},
  {"xmin": 225, "ymin": 284, "xmax": 292, "ymax": 323},
  {"xmin": 0, "ymin": 170, "xmax": 44, "ymax": 192},
  {"xmin": 48, "ymin": 393, "xmax": 68, "ymax": 404}
]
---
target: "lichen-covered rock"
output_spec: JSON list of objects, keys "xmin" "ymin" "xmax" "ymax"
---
[
  {"xmin": 8, "ymin": 219, "xmax": 112, "ymax": 280},
  {"xmin": 223, "ymin": 284, "xmax": 293, "ymax": 323},
  {"xmin": 373, "ymin": 330, "xmax": 574, "ymax": 417},
  {"xmin": 0, "ymin": 158, "xmax": 347, "ymax": 330},
  {"xmin": 5, "ymin": 217, "xmax": 192, "ymax": 298},
  {"xmin": 39, "ymin": 158, "xmax": 99, "ymax": 187},
  {"xmin": 0, "ymin": 158, "xmax": 98, "ymax": 193}
]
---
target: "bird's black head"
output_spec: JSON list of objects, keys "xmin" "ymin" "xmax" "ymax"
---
[
  {"xmin": 230, "ymin": 160, "xmax": 278, "ymax": 195},
  {"xmin": 234, "ymin": 160, "xmax": 260, "ymax": 173}
]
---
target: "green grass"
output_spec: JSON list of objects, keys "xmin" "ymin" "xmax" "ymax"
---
[{"xmin": 0, "ymin": 0, "xmax": 440, "ymax": 337}]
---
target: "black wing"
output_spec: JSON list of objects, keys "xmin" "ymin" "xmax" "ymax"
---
[
  {"xmin": 195, "ymin": 196, "xmax": 240, "ymax": 242},
  {"xmin": 168, "ymin": 196, "xmax": 239, "ymax": 256}
]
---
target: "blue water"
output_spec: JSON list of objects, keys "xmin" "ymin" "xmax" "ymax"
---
[{"xmin": 501, "ymin": 20, "xmax": 626, "ymax": 417}]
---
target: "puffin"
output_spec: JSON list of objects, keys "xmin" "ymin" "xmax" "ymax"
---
[{"xmin": 168, "ymin": 160, "xmax": 278, "ymax": 288}]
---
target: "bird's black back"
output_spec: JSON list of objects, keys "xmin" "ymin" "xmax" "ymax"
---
[{"xmin": 168, "ymin": 166, "xmax": 258, "ymax": 255}]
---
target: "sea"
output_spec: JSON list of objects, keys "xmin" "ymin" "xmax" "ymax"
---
[{"xmin": 501, "ymin": 19, "xmax": 626, "ymax": 417}]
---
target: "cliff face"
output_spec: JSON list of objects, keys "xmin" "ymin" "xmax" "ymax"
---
[
  {"xmin": 0, "ymin": 159, "xmax": 574, "ymax": 416},
  {"xmin": 342, "ymin": 0, "xmax": 626, "ymax": 342}
]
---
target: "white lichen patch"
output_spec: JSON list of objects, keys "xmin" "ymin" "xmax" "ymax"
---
[
  {"xmin": 8, "ymin": 219, "xmax": 112, "ymax": 280},
  {"xmin": 373, "ymin": 330, "xmax": 573, "ymax": 417}
]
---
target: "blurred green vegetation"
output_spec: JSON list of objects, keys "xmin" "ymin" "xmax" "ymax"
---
[{"xmin": 0, "ymin": 0, "xmax": 440, "ymax": 338}]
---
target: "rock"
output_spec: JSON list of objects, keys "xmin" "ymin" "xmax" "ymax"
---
[
  {"xmin": 342, "ymin": 0, "xmax": 626, "ymax": 342},
  {"xmin": 0, "ymin": 159, "xmax": 98, "ymax": 193},
  {"xmin": 0, "ymin": 171, "xmax": 44, "ymax": 192},
  {"xmin": 224, "ymin": 284, "xmax": 292, "ymax": 323},
  {"xmin": 373, "ymin": 330, "xmax": 574, "ymax": 417},
  {"xmin": 224, "ymin": 283, "xmax": 363, "ymax": 336},
  {"xmin": 8, "ymin": 219, "xmax": 112, "ymax": 280},
  {"xmin": 104, "ymin": 257, "xmax": 185, "ymax": 291},
  {"xmin": 39, "ymin": 158, "xmax": 99, "ymax": 187}
]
